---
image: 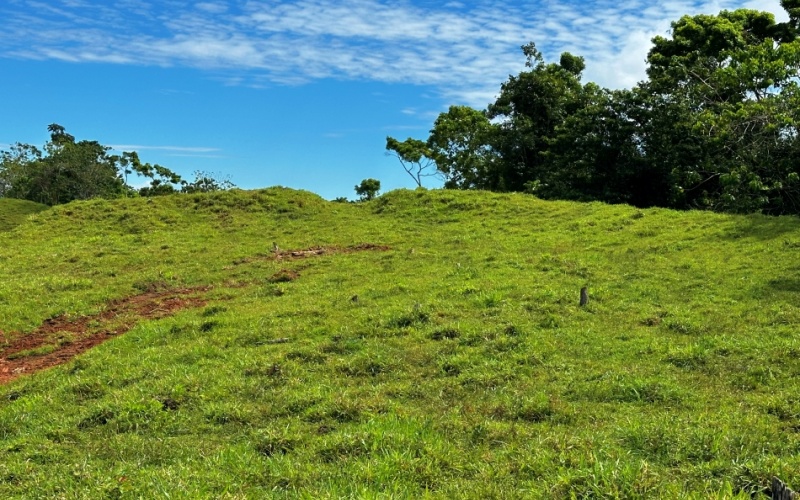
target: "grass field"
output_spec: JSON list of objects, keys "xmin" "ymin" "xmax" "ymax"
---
[
  {"xmin": 1, "ymin": 187, "xmax": 799, "ymax": 497},
  {"xmin": 0, "ymin": 198, "xmax": 48, "ymax": 232}
]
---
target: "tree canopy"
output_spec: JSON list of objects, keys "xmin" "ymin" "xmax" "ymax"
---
[
  {"xmin": 387, "ymin": 1, "xmax": 800, "ymax": 215},
  {"xmin": 0, "ymin": 125, "xmax": 235, "ymax": 205}
]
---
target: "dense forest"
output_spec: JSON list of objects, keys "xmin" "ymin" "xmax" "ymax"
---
[{"xmin": 388, "ymin": 0, "xmax": 800, "ymax": 215}]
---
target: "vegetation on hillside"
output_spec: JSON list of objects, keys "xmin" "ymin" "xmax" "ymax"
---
[
  {"xmin": 0, "ymin": 198, "xmax": 48, "ymax": 232},
  {"xmin": 0, "ymin": 124, "xmax": 234, "ymax": 206},
  {"xmin": 0, "ymin": 187, "xmax": 799, "ymax": 497},
  {"xmin": 389, "ymin": 0, "xmax": 800, "ymax": 215}
]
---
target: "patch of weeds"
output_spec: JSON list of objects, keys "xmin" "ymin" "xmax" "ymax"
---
[
  {"xmin": 317, "ymin": 434, "xmax": 373, "ymax": 463},
  {"xmin": 66, "ymin": 358, "xmax": 90, "ymax": 374},
  {"xmin": 243, "ymin": 362, "xmax": 283, "ymax": 378},
  {"xmin": 430, "ymin": 328, "xmax": 460, "ymax": 341},
  {"xmin": 388, "ymin": 308, "xmax": 430, "ymax": 328},
  {"xmin": 6, "ymin": 344, "xmax": 58, "ymax": 360},
  {"xmin": 621, "ymin": 424, "xmax": 676, "ymax": 463},
  {"xmin": 640, "ymin": 314, "xmax": 665, "ymax": 326},
  {"xmin": 168, "ymin": 324, "xmax": 189, "ymax": 336},
  {"xmin": 304, "ymin": 401, "xmax": 364, "ymax": 424},
  {"xmin": 339, "ymin": 356, "xmax": 387, "ymax": 377},
  {"xmin": 459, "ymin": 331, "xmax": 494, "ymax": 347},
  {"xmin": 486, "ymin": 337, "xmax": 523, "ymax": 354},
  {"xmin": 572, "ymin": 374, "xmax": 685, "ymax": 404},
  {"xmin": 513, "ymin": 400, "xmax": 557, "ymax": 423},
  {"xmin": 70, "ymin": 381, "xmax": 105, "ymax": 401},
  {"xmin": 269, "ymin": 269, "xmax": 300, "ymax": 283},
  {"xmin": 77, "ymin": 409, "xmax": 116, "ymax": 430},
  {"xmin": 477, "ymin": 291, "xmax": 504, "ymax": 308},
  {"xmin": 439, "ymin": 353, "xmax": 472, "ymax": 377},
  {"xmin": 285, "ymin": 350, "xmax": 326, "ymax": 364},
  {"xmin": 730, "ymin": 366, "xmax": 776, "ymax": 391},
  {"xmin": 665, "ymin": 320, "xmax": 701, "ymax": 335},
  {"xmin": 4, "ymin": 390, "xmax": 23, "ymax": 402},
  {"xmin": 729, "ymin": 464, "xmax": 770, "ymax": 497},
  {"xmin": 201, "ymin": 305, "xmax": 227, "ymax": 317},
  {"xmin": 255, "ymin": 431, "xmax": 296, "ymax": 457},
  {"xmin": 320, "ymin": 338, "xmax": 361, "ymax": 355},
  {"xmin": 199, "ymin": 320, "xmax": 218, "ymax": 332},
  {"xmin": 204, "ymin": 403, "xmax": 252, "ymax": 426},
  {"xmin": 157, "ymin": 397, "xmax": 181, "ymax": 411},
  {"xmin": 539, "ymin": 314, "xmax": 560, "ymax": 329},
  {"xmin": 664, "ymin": 346, "xmax": 708, "ymax": 370},
  {"xmin": 111, "ymin": 400, "xmax": 163, "ymax": 433}
]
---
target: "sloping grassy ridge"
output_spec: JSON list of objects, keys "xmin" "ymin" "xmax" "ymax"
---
[
  {"xmin": 0, "ymin": 198, "xmax": 49, "ymax": 232},
  {"xmin": 1, "ymin": 186, "xmax": 800, "ymax": 497}
]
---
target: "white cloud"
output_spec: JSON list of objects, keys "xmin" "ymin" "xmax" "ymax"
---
[
  {"xmin": 0, "ymin": 0, "xmax": 792, "ymax": 107},
  {"xmin": 195, "ymin": 2, "xmax": 229, "ymax": 14},
  {"xmin": 109, "ymin": 145, "xmax": 221, "ymax": 153}
]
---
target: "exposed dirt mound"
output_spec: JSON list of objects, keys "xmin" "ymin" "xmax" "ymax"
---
[
  {"xmin": 233, "ymin": 243, "xmax": 391, "ymax": 266},
  {"xmin": 278, "ymin": 243, "xmax": 391, "ymax": 259},
  {"xmin": 269, "ymin": 269, "xmax": 301, "ymax": 283},
  {"xmin": 0, "ymin": 287, "xmax": 209, "ymax": 384}
]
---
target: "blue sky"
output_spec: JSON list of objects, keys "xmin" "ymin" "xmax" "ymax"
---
[{"xmin": 0, "ymin": 0, "xmax": 789, "ymax": 200}]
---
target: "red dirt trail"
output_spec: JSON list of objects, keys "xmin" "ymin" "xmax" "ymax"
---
[
  {"xmin": 0, "ymin": 287, "xmax": 209, "ymax": 384},
  {"xmin": 0, "ymin": 243, "xmax": 390, "ymax": 385}
]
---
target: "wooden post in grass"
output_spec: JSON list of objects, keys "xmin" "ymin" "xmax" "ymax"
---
[
  {"xmin": 773, "ymin": 477, "xmax": 799, "ymax": 500},
  {"xmin": 579, "ymin": 286, "xmax": 589, "ymax": 307}
]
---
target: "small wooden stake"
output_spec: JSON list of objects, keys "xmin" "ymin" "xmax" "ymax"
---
[{"xmin": 579, "ymin": 287, "xmax": 589, "ymax": 307}]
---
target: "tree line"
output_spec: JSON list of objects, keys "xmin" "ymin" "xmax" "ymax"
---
[
  {"xmin": 388, "ymin": 1, "xmax": 800, "ymax": 215},
  {"xmin": 0, "ymin": 124, "xmax": 234, "ymax": 206}
]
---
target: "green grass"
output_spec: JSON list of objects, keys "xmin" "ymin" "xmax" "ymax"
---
[
  {"xmin": 1, "ymin": 186, "xmax": 800, "ymax": 497},
  {"xmin": 0, "ymin": 198, "xmax": 49, "ymax": 232}
]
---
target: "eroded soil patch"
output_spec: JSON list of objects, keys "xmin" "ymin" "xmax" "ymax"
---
[
  {"xmin": 233, "ymin": 243, "xmax": 391, "ymax": 266},
  {"xmin": 0, "ymin": 286, "xmax": 209, "ymax": 384}
]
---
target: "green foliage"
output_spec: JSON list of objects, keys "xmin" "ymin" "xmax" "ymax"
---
[
  {"xmin": 402, "ymin": 4, "xmax": 800, "ymax": 215},
  {"xmin": 0, "ymin": 125, "xmax": 236, "ymax": 206},
  {"xmin": 0, "ymin": 188, "xmax": 799, "ymax": 496},
  {"xmin": 385, "ymin": 137, "xmax": 438, "ymax": 187},
  {"xmin": 0, "ymin": 124, "xmax": 129, "ymax": 205},
  {"xmin": 180, "ymin": 170, "xmax": 236, "ymax": 194},
  {"xmin": 427, "ymin": 106, "xmax": 500, "ymax": 190},
  {"xmin": 354, "ymin": 178, "xmax": 380, "ymax": 201}
]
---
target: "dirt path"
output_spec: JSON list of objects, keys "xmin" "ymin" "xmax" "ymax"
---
[
  {"xmin": 0, "ymin": 243, "xmax": 391, "ymax": 385},
  {"xmin": 0, "ymin": 287, "xmax": 209, "ymax": 384}
]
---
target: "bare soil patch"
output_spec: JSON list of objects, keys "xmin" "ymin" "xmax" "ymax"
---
[
  {"xmin": 0, "ymin": 286, "xmax": 209, "ymax": 384},
  {"xmin": 233, "ymin": 243, "xmax": 391, "ymax": 266}
]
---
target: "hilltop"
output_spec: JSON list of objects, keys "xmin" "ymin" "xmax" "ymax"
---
[
  {"xmin": 0, "ymin": 187, "xmax": 799, "ymax": 497},
  {"xmin": 0, "ymin": 198, "xmax": 48, "ymax": 232}
]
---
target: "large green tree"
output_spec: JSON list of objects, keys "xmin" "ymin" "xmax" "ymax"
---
[
  {"xmin": 0, "ymin": 125, "xmax": 234, "ymax": 205},
  {"xmin": 385, "ymin": 2, "xmax": 800, "ymax": 215},
  {"xmin": 426, "ymin": 106, "xmax": 500, "ymax": 190},
  {"xmin": 486, "ymin": 45, "xmax": 592, "ymax": 192},
  {"xmin": 645, "ymin": 7, "xmax": 800, "ymax": 213},
  {"xmin": 0, "ymin": 124, "xmax": 128, "ymax": 205}
]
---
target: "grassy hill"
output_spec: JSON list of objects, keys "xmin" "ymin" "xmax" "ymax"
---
[
  {"xmin": 1, "ymin": 187, "xmax": 800, "ymax": 497},
  {"xmin": 0, "ymin": 198, "xmax": 48, "ymax": 232}
]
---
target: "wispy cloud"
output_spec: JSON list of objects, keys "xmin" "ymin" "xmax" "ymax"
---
[
  {"xmin": 0, "ymin": 0, "xmax": 790, "ymax": 107},
  {"xmin": 166, "ymin": 154, "xmax": 227, "ymax": 159},
  {"xmin": 109, "ymin": 145, "xmax": 222, "ymax": 154}
]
